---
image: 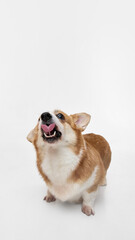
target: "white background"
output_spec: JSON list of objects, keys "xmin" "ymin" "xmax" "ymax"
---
[{"xmin": 0, "ymin": 0, "xmax": 135, "ymax": 239}]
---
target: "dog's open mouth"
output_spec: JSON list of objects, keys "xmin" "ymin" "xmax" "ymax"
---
[{"xmin": 41, "ymin": 123, "xmax": 62, "ymax": 143}]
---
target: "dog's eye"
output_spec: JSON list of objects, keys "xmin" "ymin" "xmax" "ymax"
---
[{"xmin": 56, "ymin": 113, "xmax": 65, "ymax": 120}]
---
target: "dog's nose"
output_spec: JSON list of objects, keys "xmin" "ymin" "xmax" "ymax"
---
[{"xmin": 41, "ymin": 112, "xmax": 52, "ymax": 122}]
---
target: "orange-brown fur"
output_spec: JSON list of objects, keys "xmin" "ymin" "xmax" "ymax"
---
[
  {"xmin": 27, "ymin": 123, "xmax": 51, "ymax": 186},
  {"xmin": 68, "ymin": 134, "xmax": 111, "ymax": 186},
  {"xmin": 27, "ymin": 110, "xmax": 111, "ymax": 209},
  {"xmin": 84, "ymin": 133, "xmax": 111, "ymax": 171}
]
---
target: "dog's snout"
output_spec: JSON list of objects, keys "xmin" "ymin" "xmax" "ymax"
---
[{"xmin": 41, "ymin": 112, "xmax": 52, "ymax": 122}]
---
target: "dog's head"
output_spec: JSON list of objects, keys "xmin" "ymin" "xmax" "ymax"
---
[{"xmin": 27, "ymin": 110, "xmax": 91, "ymax": 146}]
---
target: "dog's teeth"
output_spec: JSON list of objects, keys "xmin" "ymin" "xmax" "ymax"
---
[{"xmin": 44, "ymin": 131, "xmax": 56, "ymax": 138}]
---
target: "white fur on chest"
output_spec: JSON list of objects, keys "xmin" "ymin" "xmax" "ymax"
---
[
  {"xmin": 41, "ymin": 146, "xmax": 82, "ymax": 185},
  {"xmin": 51, "ymin": 166, "xmax": 98, "ymax": 202},
  {"xmin": 41, "ymin": 145, "xmax": 98, "ymax": 202}
]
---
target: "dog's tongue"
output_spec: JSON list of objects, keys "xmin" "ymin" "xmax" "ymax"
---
[{"xmin": 41, "ymin": 123, "xmax": 55, "ymax": 134}]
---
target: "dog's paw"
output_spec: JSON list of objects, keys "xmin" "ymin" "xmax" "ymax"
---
[
  {"xmin": 81, "ymin": 205, "xmax": 95, "ymax": 216},
  {"xmin": 43, "ymin": 195, "xmax": 56, "ymax": 203}
]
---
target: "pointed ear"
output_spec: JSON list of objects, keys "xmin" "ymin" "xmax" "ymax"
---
[
  {"xmin": 71, "ymin": 113, "xmax": 91, "ymax": 131},
  {"xmin": 27, "ymin": 125, "xmax": 38, "ymax": 143},
  {"xmin": 27, "ymin": 129, "xmax": 35, "ymax": 143}
]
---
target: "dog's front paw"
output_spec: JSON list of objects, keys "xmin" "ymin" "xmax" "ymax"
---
[
  {"xmin": 81, "ymin": 205, "xmax": 95, "ymax": 216},
  {"xmin": 44, "ymin": 195, "xmax": 56, "ymax": 203}
]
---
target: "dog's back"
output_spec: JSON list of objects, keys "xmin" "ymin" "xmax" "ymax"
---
[{"xmin": 84, "ymin": 133, "xmax": 111, "ymax": 171}]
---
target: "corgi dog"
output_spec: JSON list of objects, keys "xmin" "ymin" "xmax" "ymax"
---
[{"xmin": 27, "ymin": 110, "xmax": 111, "ymax": 216}]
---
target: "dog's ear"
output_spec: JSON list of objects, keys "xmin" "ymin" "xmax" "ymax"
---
[
  {"xmin": 27, "ymin": 125, "xmax": 38, "ymax": 143},
  {"xmin": 71, "ymin": 113, "xmax": 91, "ymax": 131},
  {"xmin": 27, "ymin": 129, "xmax": 35, "ymax": 143}
]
